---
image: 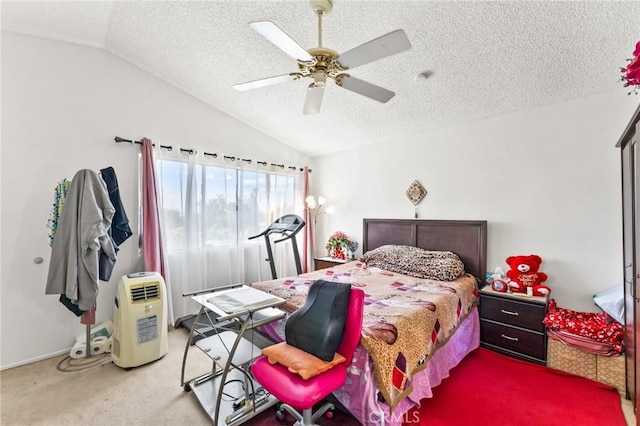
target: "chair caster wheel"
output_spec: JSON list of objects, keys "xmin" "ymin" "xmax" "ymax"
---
[
  {"xmin": 275, "ymin": 410, "xmax": 286, "ymax": 422},
  {"xmin": 183, "ymin": 383, "xmax": 191, "ymax": 392},
  {"xmin": 326, "ymin": 408, "xmax": 335, "ymax": 419}
]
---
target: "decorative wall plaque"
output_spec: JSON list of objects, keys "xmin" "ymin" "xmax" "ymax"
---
[{"xmin": 406, "ymin": 180, "xmax": 427, "ymax": 205}]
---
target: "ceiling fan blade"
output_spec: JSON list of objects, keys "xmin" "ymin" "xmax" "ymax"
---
[
  {"xmin": 338, "ymin": 29, "xmax": 411, "ymax": 70},
  {"xmin": 303, "ymin": 85, "xmax": 325, "ymax": 115},
  {"xmin": 249, "ymin": 21, "xmax": 313, "ymax": 61},
  {"xmin": 338, "ymin": 76, "xmax": 395, "ymax": 103},
  {"xmin": 233, "ymin": 74, "xmax": 299, "ymax": 91}
]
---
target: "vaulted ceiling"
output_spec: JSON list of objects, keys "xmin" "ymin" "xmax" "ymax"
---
[{"xmin": 3, "ymin": 1, "xmax": 639, "ymax": 157}]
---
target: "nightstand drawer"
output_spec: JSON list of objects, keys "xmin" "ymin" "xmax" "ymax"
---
[
  {"xmin": 314, "ymin": 257, "xmax": 348, "ymax": 271},
  {"xmin": 480, "ymin": 320, "xmax": 546, "ymax": 360},
  {"xmin": 479, "ymin": 295, "xmax": 546, "ymax": 332}
]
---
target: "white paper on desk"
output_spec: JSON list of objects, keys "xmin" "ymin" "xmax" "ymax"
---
[{"xmin": 207, "ymin": 287, "xmax": 282, "ymax": 314}]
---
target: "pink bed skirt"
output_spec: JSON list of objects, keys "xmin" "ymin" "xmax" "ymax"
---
[{"xmin": 259, "ymin": 306, "xmax": 480, "ymax": 425}]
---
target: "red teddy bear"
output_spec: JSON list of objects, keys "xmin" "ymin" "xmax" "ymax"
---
[{"xmin": 505, "ymin": 254, "xmax": 551, "ymax": 296}]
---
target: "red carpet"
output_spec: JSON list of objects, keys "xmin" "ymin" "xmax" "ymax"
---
[
  {"xmin": 250, "ymin": 347, "xmax": 625, "ymax": 425},
  {"xmin": 406, "ymin": 347, "xmax": 626, "ymax": 426}
]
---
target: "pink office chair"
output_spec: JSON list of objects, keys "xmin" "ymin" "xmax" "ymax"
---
[{"xmin": 251, "ymin": 285, "xmax": 364, "ymax": 425}]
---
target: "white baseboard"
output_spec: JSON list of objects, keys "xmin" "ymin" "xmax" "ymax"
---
[{"xmin": 0, "ymin": 348, "xmax": 70, "ymax": 372}]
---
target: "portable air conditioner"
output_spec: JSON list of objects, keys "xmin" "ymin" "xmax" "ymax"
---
[{"xmin": 111, "ymin": 272, "xmax": 168, "ymax": 368}]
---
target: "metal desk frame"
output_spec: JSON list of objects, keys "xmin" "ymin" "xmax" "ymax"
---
[{"xmin": 180, "ymin": 285, "xmax": 285, "ymax": 425}]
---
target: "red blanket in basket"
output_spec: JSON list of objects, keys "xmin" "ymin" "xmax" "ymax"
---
[{"xmin": 543, "ymin": 299, "xmax": 625, "ymax": 355}]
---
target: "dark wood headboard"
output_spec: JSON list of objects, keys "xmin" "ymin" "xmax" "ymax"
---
[{"xmin": 362, "ymin": 219, "xmax": 487, "ymax": 283}]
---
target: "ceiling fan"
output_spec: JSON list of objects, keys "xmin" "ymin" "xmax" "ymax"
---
[{"xmin": 233, "ymin": 0, "xmax": 411, "ymax": 115}]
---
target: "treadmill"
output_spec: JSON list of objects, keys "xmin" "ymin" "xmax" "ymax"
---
[{"xmin": 249, "ymin": 214, "xmax": 306, "ymax": 280}]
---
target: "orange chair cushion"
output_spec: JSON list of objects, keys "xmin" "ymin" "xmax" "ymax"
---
[{"xmin": 261, "ymin": 342, "xmax": 346, "ymax": 380}]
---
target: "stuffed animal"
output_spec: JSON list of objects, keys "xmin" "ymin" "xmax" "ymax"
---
[{"xmin": 505, "ymin": 254, "xmax": 551, "ymax": 296}]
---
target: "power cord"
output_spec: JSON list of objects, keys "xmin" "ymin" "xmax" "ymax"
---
[
  {"xmin": 233, "ymin": 387, "xmax": 268, "ymax": 410},
  {"xmin": 56, "ymin": 352, "xmax": 113, "ymax": 372},
  {"xmin": 221, "ymin": 379, "xmax": 245, "ymax": 402}
]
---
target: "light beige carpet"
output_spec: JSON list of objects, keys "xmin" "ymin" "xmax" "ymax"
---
[
  {"xmin": 1, "ymin": 327, "xmax": 636, "ymax": 425},
  {"xmin": 1, "ymin": 328, "xmax": 216, "ymax": 425}
]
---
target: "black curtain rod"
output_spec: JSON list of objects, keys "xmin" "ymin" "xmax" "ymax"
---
[
  {"xmin": 114, "ymin": 136, "xmax": 311, "ymax": 172},
  {"xmin": 114, "ymin": 136, "xmax": 173, "ymax": 151}
]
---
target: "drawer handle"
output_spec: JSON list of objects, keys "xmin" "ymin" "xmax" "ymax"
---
[
  {"xmin": 501, "ymin": 334, "xmax": 519, "ymax": 341},
  {"xmin": 501, "ymin": 309, "xmax": 519, "ymax": 316}
]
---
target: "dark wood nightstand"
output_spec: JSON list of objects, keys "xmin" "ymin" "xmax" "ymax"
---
[
  {"xmin": 479, "ymin": 286, "xmax": 549, "ymax": 365},
  {"xmin": 313, "ymin": 257, "xmax": 349, "ymax": 271}
]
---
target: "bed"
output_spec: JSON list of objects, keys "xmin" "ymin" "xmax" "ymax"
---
[{"xmin": 251, "ymin": 218, "xmax": 487, "ymax": 425}]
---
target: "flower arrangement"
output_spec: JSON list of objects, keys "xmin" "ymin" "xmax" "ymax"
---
[
  {"xmin": 326, "ymin": 231, "xmax": 351, "ymax": 260},
  {"xmin": 621, "ymin": 41, "xmax": 640, "ymax": 95}
]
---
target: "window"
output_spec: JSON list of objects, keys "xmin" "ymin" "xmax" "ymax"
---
[{"xmin": 156, "ymin": 158, "xmax": 300, "ymax": 252}]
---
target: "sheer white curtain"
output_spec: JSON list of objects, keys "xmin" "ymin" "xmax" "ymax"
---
[{"xmin": 154, "ymin": 149, "xmax": 305, "ymax": 322}]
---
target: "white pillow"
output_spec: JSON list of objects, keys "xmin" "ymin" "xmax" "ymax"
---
[{"xmin": 593, "ymin": 284, "xmax": 624, "ymax": 325}]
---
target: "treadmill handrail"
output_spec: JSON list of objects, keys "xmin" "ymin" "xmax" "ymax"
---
[
  {"xmin": 248, "ymin": 228, "xmax": 296, "ymax": 241},
  {"xmin": 248, "ymin": 214, "xmax": 306, "ymax": 242}
]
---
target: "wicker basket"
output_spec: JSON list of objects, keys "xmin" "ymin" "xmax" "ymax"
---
[
  {"xmin": 547, "ymin": 337, "xmax": 625, "ymax": 395},
  {"xmin": 596, "ymin": 352, "xmax": 625, "ymax": 395},
  {"xmin": 547, "ymin": 337, "xmax": 597, "ymax": 380}
]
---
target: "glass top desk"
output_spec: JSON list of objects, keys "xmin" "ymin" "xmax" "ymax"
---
[{"xmin": 180, "ymin": 284, "xmax": 285, "ymax": 425}]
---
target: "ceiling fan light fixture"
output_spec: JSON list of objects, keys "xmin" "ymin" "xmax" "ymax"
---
[{"xmin": 311, "ymin": 70, "xmax": 328, "ymax": 88}]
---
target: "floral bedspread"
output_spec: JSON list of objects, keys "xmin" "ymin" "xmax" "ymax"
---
[{"xmin": 250, "ymin": 261, "xmax": 479, "ymax": 411}]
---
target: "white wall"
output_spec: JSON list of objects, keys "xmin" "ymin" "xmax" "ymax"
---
[
  {"xmin": 0, "ymin": 32, "xmax": 309, "ymax": 369},
  {"xmin": 313, "ymin": 91, "xmax": 639, "ymax": 313},
  {"xmin": 3, "ymin": 31, "xmax": 638, "ymax": 370}
]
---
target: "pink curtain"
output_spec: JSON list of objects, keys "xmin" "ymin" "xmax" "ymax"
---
[
  {"xmin": 302, "ymin": 167, "xmax": 313, "ymax": 273},
  {"xmin": 140, "ymin": 138, "xmax": 166, "ymax": 278}
]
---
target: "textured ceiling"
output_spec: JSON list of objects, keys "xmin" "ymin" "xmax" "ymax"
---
[{"xmin": 2, "ymin": 1, "xmax": 639, "ymax": 157}]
